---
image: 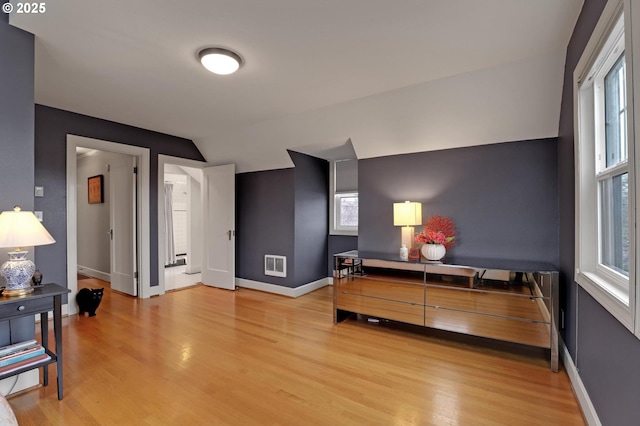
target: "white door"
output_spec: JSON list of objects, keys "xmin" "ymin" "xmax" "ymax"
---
[
  {"xmin": 110, "ymin": 155, "xmax": 138, "ymax": 296},
  {"xmin": 201, "ymin": 164, "xmax": 235, "ymax": 290}
]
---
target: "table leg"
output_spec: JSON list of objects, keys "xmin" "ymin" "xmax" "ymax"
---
[
  {"xmin": 54, "ymin": 295, "xmax": 63, "ymax": 400},
  {"xmin": 40, "ymin": 312, "xmax": 48, "ymax": 387}
]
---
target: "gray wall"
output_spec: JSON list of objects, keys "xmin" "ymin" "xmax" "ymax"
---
[
  {"xmin": 0, "ymin": 14, "xmax": 34, "ymax": 213},
  {"xmin": 236, "ymin": 168, "xmax": 296, "ymax": 286},
  {"xmin": 291, "ymin": 151, "xmax": 329, "ymax": 285},
  {"xmin": 358, "ymin": 139, "xmax": 559, "ymax": 264},
  {"xmin": 236, "ymin": 152, "xmax": 329, "ymax": 288},
  {"xmin": 559, "ymin": 0, "xmax": 608, "ymax": 359},
  {"xmin": 558, "ymin": 1, "xmax": 640, "ymax": 424},
  {"xmin": 34, "ymin": 105, "xmax": 205, "ymax": 290},
  {"xmin": 0, "ymin": 14, "xmax": 36, "ymax": 344}
]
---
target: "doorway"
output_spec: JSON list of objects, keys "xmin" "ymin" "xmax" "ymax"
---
[
  {"xmin": 158, "ymin": 157, "xmax": 237, "ymax": 293},
  {"xmin": 163, "ymin": 164, "xmax": 202, "ymax": 291},
  {"xmin": 76, "ymin": 149, "xmax": 138, "ymax": 297},
  {"xmin": 66, "ymin": 135, "xmax": 151, "ymax": 315},
  {"xmin": 157, "ymin": 155, "xmax": 207, "ymax": 294}
]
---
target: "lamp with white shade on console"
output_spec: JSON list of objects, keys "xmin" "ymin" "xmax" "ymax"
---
[{"xmin": 0, "ymin": 207, "xmax": 55, "ymax": 296}]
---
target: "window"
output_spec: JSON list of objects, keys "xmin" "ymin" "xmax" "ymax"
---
[
  {"xmin": 331, "ymin": 159, "xmax": 358, "ymax": 234},
  {"xmin": 575, "ymin": 0, "xmax": 637, "ymax": 331},
  {"xmin": 335, "ymin": 193, "xmax": 358, "ymax": 229},
  {"xmin": 599, "ymin": 52, "xmax": 629, "ymax": 282}
]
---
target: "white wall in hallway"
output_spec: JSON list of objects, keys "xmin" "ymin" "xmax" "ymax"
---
[
  {"xmin": 76, "ymin": 150, "xmax": 129, "ymax": 279},
  {"xmin": 164, "ymin": 166, "xmax": 203, "ymax": 289}
]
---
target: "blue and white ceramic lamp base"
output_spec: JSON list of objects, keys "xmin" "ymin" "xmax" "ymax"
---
[{"xmin": 0, "ymin": 251, "xmax": 36, "ymax": 296}]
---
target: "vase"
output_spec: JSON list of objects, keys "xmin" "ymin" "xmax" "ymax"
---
[{"xmin": 421, "ymin": 243, "xmax": 446, "ymax": 261}]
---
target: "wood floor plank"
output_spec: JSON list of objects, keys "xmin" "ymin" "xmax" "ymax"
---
[{"xmin": 7, "ymin": 280, "xmax": 584, "ymax": 425}]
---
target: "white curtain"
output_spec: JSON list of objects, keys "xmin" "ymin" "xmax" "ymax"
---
[{"xmin": 164, "ymin": 183, "xmax": 176, "ymax": 266}]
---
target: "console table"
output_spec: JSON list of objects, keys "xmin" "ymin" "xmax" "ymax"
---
[
  {"xmin": 334, "ymin": 251, "xmax": 559, "ymax": 372},
  {"xmin": 0, "ymin": 283, "xmax": 70, "ymax": 399}
]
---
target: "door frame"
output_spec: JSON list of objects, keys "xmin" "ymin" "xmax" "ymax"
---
[
  {"xmin": 66, "ymin": 135, "xmax": 151, "ymax": 314},
  {"xmin": 157, "ymin": 155, "xmax": 207, "ymax": 295}
]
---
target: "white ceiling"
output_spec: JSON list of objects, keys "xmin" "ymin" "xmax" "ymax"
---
[{"xmin": 10, "ymin": 0, "xmax": 583, "ymax": 172}]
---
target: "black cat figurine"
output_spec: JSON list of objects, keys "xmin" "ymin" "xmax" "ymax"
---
[
  {"xmin": 31, "ymin": 270, "xmax": 43, "ymax": 286},
  {"xmin": 76, "ymin": 288, "xmax": 104, "ymax": 317}
]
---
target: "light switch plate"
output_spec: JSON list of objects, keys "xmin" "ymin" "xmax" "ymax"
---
[
  {"xmin": 34, "ymin": 186, "xmax": 44, "ymax": 197},
  {"xmin": 34, "ymin": 211, "xmax": 43, "ymax": 221}
]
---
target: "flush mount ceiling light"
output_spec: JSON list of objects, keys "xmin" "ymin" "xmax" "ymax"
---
[{"xmin": 198, "ymin": 47, "xmax": 243, "ymax": 75}]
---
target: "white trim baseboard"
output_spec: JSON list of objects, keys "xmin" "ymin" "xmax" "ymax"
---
[
  {"xmin": 235, "ymin": 277, "xmax": 330, "ymax": 298},
  {"xmin": 561, "ymin": 337, "xmax": 601, "ymax": 425},
  {"xmin": 77, "ymin": 265, "xmax": 110, "ymax": 283}
]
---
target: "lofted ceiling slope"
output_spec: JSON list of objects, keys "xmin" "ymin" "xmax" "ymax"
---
[{"xmin": 10, "ymin": 0, "xmax": 583, "ymax": 172}]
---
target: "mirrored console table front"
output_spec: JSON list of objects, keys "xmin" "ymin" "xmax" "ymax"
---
[{"xmin": 333, "ymin": 250, "xmax": 559, "ymax": 372}]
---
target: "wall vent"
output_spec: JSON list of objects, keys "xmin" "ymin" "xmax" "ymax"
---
[{"xmin": 265, "ymin": 255, "xmax": 286, "ymax": 278}]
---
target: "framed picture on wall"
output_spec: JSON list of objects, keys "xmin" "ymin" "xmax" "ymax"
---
[{"xmin": 88, "ymin": 175, "xmax": 104, "ymax": 204}]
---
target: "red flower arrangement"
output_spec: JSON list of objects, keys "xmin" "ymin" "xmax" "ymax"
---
[{"xmin": 415, "ymin": 215, "xmax": 456, "ymax": 249}]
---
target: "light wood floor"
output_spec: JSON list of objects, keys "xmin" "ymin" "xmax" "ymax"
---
[{"xmin": 9, "ymin": 279, "xmax": 585, "ymax": 425}]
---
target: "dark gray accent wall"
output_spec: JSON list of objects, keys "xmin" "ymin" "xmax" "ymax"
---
[
  {"xmin": 291, "ymin": 151, "xmax": 329, "ymax": 285},
  {"xmin": 359, "ymin": 139, "xmax": 558, "ymax": 265},
  {"xmin": 558, "ymin": 1, "xmax": 640, "ymax": 424},
  {"xmin": 579, "ymin": 291, "xmax": 640, "ymax": 424},
  {"xmin": 0, "ymin": 15, "xmax": 34, "ymax": 213},
  {"xmin": 0, "ymin": 15, "xmax": 36, "ymax": 345},
  {"xmin": 559, "ymin": 0, "xmax": 608, "ymax": 360},
  {"xmin": 236, "ymin": 152, "xmax": 329, "ymax": 288},
  {"xmin": 34, "ymin": 105, "xmax": 205, "ymax": 290},
  {"xmin": 236, "ymin": 168, "xmax": 296, "ymax": 286}
]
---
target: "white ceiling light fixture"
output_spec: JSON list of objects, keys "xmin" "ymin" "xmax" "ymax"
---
[{"xmin": 198, "ymin": 47, "xmax": 243, "ymax": 75}]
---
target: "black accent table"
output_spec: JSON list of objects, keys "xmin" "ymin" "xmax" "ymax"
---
[{"xmin": 0, "ymin": 283, "xmax": 70, "ymax": 400}]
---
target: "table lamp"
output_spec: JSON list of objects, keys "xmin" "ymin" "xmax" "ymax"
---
[
  {"xmin": 0, "ymin": 206, "xmax": 55, "ymax": 296},
  {"xmin": 393, "ymin": 201, "xmax": 422, "ymax": 249}
]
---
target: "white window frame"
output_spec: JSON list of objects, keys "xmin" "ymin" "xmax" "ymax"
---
[
  {"xmin": 330, "ymin": 160, "xmax": 358, "ymax": 235},
  {"xmin": 575, "ymin": 0, "xmax": 638, "ymax": 333}
]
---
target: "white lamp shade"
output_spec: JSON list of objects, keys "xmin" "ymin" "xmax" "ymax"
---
[
  {"xmin": 393, "ymin": 201, "xmax": 422, "ymax": 226},
  {"xmin": 0, "ymin": 208, "xmax": 55, "ymax": 249}
]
